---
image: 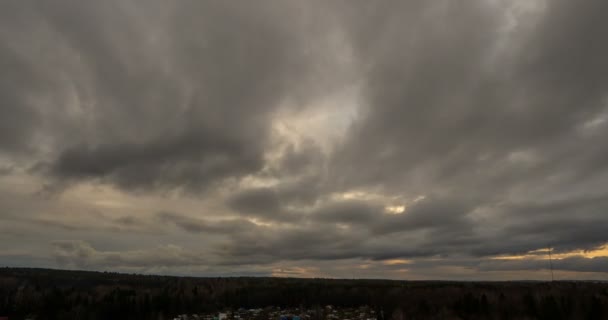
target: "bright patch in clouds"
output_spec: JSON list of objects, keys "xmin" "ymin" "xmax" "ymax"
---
[{"xmin": 384, "ymin": 205, "xmax": 405, "ymax": 214}]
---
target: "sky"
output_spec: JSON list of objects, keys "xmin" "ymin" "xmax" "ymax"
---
[{"xmin": 1, "ymin": 0, "xmax": 608, "ymax": 280}]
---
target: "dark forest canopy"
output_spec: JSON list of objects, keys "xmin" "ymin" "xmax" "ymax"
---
[{"xmin": 1, "ymin": 267, "xmax": 607, "ymax": 319}]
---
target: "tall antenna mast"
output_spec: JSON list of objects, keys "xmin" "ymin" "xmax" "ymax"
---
[{"xmin": 548, "ymin": 246, "xmax": 554, "ymax": 282}]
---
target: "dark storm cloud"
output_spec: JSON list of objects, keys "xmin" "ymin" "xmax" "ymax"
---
[
  {"xmin": 217, "ymin": 221, "xmax": 444, "ymax": 264},
  {"xmin": 215, "ymin": 193, "xmax": 606, "ymax": 267},
  {"xmin": 226, "ymin": 161, "xmax": 326, "ymax": 222},
  {"xmin": 466, "ymin": 194, "xmax": 608, "ymax": 257},
  {"xmin": 0, "ymin": 29, "xmax": 46, "ymax": 154},
  {"xmin": 312, "ymin": 200, "xmax": 377, "ymax": 225},
  {"xmin": 0, "ymin": 0, "xmax": 333, "ymax": 191},
  {"xmin": 2, "ymin": 0, "xmax": 608, "ymax": 277},
  {"xmin": 331, "ymin": 0, "xmax": 608, "ymax": 193},
  {"xmin": 479, "ymin": 256, "xmax": 608, "ymax": 274},
  {"xmin": 217, "ymin": 196, "xmax": 473, "ymax": 263},
  {"xmin": 372, "ymin": 197, "xmax": 473, "ymax": 235},
  {"xmin": 317, "ymin": 0, "xmax": 608, "ymax": 260},
  {"xmin": 227, "ymin": 187, "xmax": 282, "ymax": 218},
  {"xmin": 48, "ymin": 130, "xmax": 263, "ymax": 191},
  {"xmin": 218, "ymin": 224, "xmax": 370, "ymax": 263},
  {"xmin": 330, "ymin": 0, "xmax": 506, "ymax": 190},
  {"xmin": 216, "ymin": 198, "xmax": 464, "ymax": 263},
  {"xmin": 474, "ymin": 218, "xmax": 608, "ymax": 257}
]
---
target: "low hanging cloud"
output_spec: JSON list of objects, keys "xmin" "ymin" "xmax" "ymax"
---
[
  {"xmin": 52, "ymin": 240, "xmax": 210, "ymax": 269},
  {"xmin": 479, "ymin": 256, "xmax": 608, "ymax": 274},
  {"xmin": 2, "ymin": 0, "xmax": 608, "ymax": 279}
]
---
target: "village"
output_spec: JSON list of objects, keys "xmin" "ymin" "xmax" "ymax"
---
[{"xmin": 172, "ymin": 305, "xmax": 378, "ymax": 320}]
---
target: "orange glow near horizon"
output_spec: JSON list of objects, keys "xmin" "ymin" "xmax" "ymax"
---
[
  {"xmin": 382, "ymin": 259, "xmax": 412, "ymax": 265},
  {"xmin": 491, "ymin": 244, "xmax": 608, "ymax": 261}
]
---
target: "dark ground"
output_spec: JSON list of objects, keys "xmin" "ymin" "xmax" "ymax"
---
[{"xmin": 1, "ymin": 267, "xmax": 607, "ymax": 319}]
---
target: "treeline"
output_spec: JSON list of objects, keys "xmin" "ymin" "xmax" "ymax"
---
[{"xmin": 1, "ymin": 267, "xmax": 607, "ymax": 319}]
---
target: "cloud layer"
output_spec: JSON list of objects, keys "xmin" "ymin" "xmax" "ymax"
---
[{"xmin": 1, "ymin": 0, "xmax": 608, "ymax": 280}]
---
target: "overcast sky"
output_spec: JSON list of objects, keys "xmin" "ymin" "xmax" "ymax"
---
[{"xmin": 1, "ymin": 0, "xmax": 608, "ymax": 280}]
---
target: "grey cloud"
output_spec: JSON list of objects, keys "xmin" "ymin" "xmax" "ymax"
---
[
  {"xmin": 322, "ymin": 0, "xmax": 608, "ymax": 260},
  {"xmin": 216, "ymin": 205, "xmax": 456, "ymax": 264},
  {"xmin": 330, "ymin": 0, "xmax": 608, "ymax": 194},
  {"xmin": 227, "ymin": 189, "xmax": 373, "ymax": 224},
  {"xmin": 0, "ymin": 165, "xmax": 13, "ymax": 175},
  {"xmin": 312, "ymin": 200, "xmax": 377, "ymax": 225},
  {"xmin": 226, "ymin": 175, "xmax": 325, "ymax": 221},
  {"xmin": 491, "ymin": 219, "xmax": 608, "ymax": 256},
  {"xmin": 50, "ymin": 240, "xmax": 417, "ymax": 277},
  {"xmin": 1, "ymin": 0, "xmax": 335, "ymax": 192},
  {"xmin": 217, "ymin": 223, "xmax": 372, "ymax": 263},
  {"xmin": 3, "ymin": 0, "xmax": 608, "ymax": 278},
  {"xmin": 218, "ymin": 226, "xmax": 445, "ymax": 265},
  {"xmin": 216, "ymin": 196, "xmax": 473, "ymax": 263},
  {"xmin": 275, "ymin": 139, "xmax": 326, "ymax": 176},
  {"xmin": 215, "ymin": 192, "xmax": 604, "ymax": 265},
  {"xmin": 157, "ymin": 211, "xmax": 256, "ymax": 235},
  {"xmin": 372, "ymin": 197, "xmax": 473, "ymax": 235},
  {"xmin": 468, "ymin": 194, "xmax": 608, "ymax": 257},
  {"xmin": 52, "ymin": 240, "xmax": 208, "ymax": 269},
  {"xmin": 113, "ymin": 216, "xmax": 138, "ymax": 226},
  {"xmin": 0, "ymin": 36, "xmax": 44, "ymax": 155},
  {"xmin": 479, "ymin": 256, "xmax": 608, "ymax": 274},
  {"xmin": 227, "ymin": 187, "xmax": 283, "ymax": 219},
  {"xmin": 46, "ymin": 130, "xmax": 263, "ymax": 192}
]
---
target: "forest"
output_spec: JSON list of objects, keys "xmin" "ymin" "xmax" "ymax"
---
[{"xmin": 1, "ymin": 267, "xmax": 607, "ymax": 319}]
